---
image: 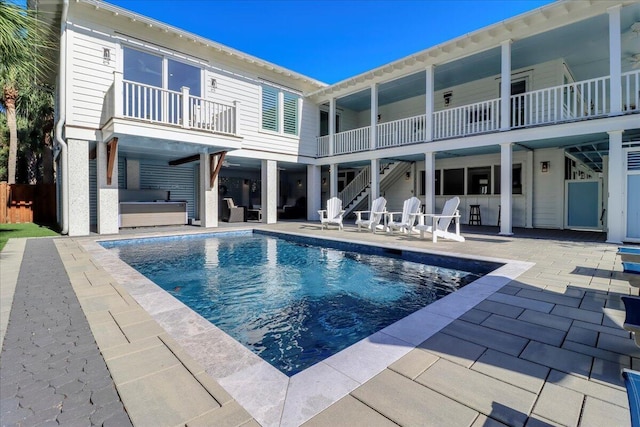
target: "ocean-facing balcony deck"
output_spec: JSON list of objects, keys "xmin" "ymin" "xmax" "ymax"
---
[{"xmin": 317, "ymin": 70, "xmax": 640, "ymax": 157}]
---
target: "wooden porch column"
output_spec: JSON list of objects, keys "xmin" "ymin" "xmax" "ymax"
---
[
  {"xmin": 425, "ymin": 65, "xmax": 434, "ymax": 142},
  {"xmin": 499, "ymin": 142, "xmax": 514, "ymax": 235},
  {"xmin": 606, "ymin": 130, "xmax": 624, "ymax": 243},
  {"xmin": 608, "ymin": 5, "xmax": 622, "ymax": 116},
  {"xmin": 370, "ymin": 83, "xmax": 378, "ymax": 150},
  {"xmin": 424, "ymin": 152, "xmax": 435, "ymax": 214},
  {"xmin": 500, "ymin": 40, "xmax": 512, "ymax": 131},
  {"xmin": 329, "ymin": 98, "xmax": 336, "ymax": 156}
]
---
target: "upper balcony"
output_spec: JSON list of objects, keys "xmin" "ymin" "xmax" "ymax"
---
[
  {"xmin": 101, "ymin": 71, "xmax": 243, "ymax": 152},
  {"xmin": 317, "ymin": 70, "xmax": 640, "ymax": 157}
]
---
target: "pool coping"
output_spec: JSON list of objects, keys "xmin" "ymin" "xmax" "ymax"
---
[{"xmin": 81, "ymin": 228, "xmax": 534, "ymax": 427}]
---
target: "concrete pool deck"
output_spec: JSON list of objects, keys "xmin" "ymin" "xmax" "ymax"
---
[{"xmin": 1, "ymin": 222, "xmax": 639, "ymax": 426}]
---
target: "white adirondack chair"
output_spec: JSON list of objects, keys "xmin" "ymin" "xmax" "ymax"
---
[
  {"xmin": 413, "ymin": 196, "xmax": 465, "ymax": 242},
  {"xmin": 354, "ymin": 197, "xmax": 387, "ymax": 233},
  {"xmin": 386, "ymin": 197, "xmax": 421, "ymax": 234},
  {"xmin": 318, "ymin": 197, "xmax": 345, "ymax": 230}
]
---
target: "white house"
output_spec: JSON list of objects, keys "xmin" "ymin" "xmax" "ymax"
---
[{"xmin": 33, "ymin": 0, "xmax": 640, "ymax": 242}]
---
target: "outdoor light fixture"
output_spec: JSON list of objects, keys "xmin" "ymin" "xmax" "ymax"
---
[
  {"xmin": 297, "ymin": 179, "xmax": 302, "ymax": 187},
  {"xmin": 210, "ymin": 78, "xmax": 217, "ymax": 91},
  {"xmin": 103, "ymin": 48, "xmax": 111, "ymax": 65},
  {"xmin": 405, "ymin": 171, "xmax": 411, "ymax": 180},
  {"xmin": 322, "ymin": 177, "xmax": 327, "ymax": 185},
  {"xmin": 443, "ymin": 91, "xmax": 452, "ymax": 106},
  {"xmin": 541, "ymin": 161, "xmax": 550, "ymax": 173}
]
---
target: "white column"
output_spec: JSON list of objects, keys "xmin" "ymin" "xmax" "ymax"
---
[
  {"xmin": 425, "ymin": 65, "xmax": 434, "ymax": 142},
  {"xmin": 329, "ymin": 99, "xmax": 336, "ymax": 156},
  {"xmin": 608, "ymin": 5, "xmax": 622, "ymax": 116},
  {"xmin": 606, "ymin": 130, "xmax": 624, "ymax": 243},
  {"xmin": 181, "ymin": 86, "xmax": 191, "ymax": 128},
  {"xmin": 525, "ymin": 150, "xmax": 534, "ymax": 228},
  {"xmin": 96, "ymin": 140, "xmax": 118, "ymax": 235},
  {"xmin": 68, "ymin": 139, "xmax": 90, "ymax": 236},
  {"xmin": 500, "ymin": 142, "xmax": 513, "ymax": 235},
  {"xmin": 330, "ymin": 163, "xmax": 338, "ymax": 198},
  {"xmin": 307, "ymin": 165, "xmax": 321, "ymax": 220},
  {"xmin": 370, "ymin": 84, "xmax": 378, "ymax": 150},
  {"xmin": 424, "ymin": 152, "xmax": 436, "ymax": 213},
  {"xmin": 262, "ymin": 159, "xmax": 278, "ymax": 224},
  {"xmin": 199, "ymin": 153, "xmax": 218, "ymax": 228},
  {"xmin": 370, "ymin": 158, "xmax": 380, "ymax": 200},
  {"xmin": 500, "ymin": 40, "xmax": 512, "ymax": 131}
]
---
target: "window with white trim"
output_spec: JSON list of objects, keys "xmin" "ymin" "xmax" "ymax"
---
[{"xmin": 261, "ymin": 84, "xmax": 300, "ymax": 136}]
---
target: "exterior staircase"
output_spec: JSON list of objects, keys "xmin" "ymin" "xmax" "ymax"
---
[{"xmin": 338, "ymin": 161, "xmax": 412, "ymax": 217}]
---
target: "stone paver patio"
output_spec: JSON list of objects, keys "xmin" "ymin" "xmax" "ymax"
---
[{"xmin": 1, "ymin": 222, "xmax": 638, "ymax": 426}]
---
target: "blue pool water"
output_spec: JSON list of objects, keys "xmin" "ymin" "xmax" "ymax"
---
[{"xmin": 102, "ymin": 231, "xmax": 497, "ymax": 375}]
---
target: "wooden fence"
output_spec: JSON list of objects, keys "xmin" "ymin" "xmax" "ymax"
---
[{"xmin": 0, "ymin": 182, "xmax": 57, "ymax": 224}]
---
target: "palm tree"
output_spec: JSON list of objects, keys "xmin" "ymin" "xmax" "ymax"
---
[{"xmin": 0, "ymin": 0, "xmax": 52, "ymax": 184}]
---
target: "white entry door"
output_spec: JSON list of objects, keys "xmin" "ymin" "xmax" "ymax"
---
[{"xmin": 626, "ymin": 148, "xmax": 640, "ymax": 242}]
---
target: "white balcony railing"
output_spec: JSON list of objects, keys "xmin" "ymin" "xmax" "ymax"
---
[
  {"xmin": 433, "ymin": 98, "xmax": 500, "ymax": 140},
  {"xmin": 511, "ymin": 76, "xmax": 610, "ymax": 128},
  {"xmin": 106, "ymin": 73, "xmax": 238, "ymax": 136},
  {"xmin": 377, "ymin": 114, "xmax": 427, "ymax": 148},
  {"xmin": 334, "ymin": 126, "xmax": 370, "ymax": 155},
  {"xmin": 313, "ymin": 71, "xmax": 639, "ymax": 157},
  {"xmin": 317, "ymin": 135, "xmax": 330, "ymax": 157},
  {"xmin": 623, "ymin": 70, "xmax": 640, "ymax": 113},
  {"xmin": 190, "ymin": 96, "xmax": 237, "ymax": 135}
]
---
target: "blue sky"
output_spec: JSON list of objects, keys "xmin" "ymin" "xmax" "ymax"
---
[{"xmin": 107, "ymin": 0, "xmax": 555, "ymax": 84}]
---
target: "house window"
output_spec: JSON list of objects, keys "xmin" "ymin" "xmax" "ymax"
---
[
  {"xmin": 494, "ymin": 164, "xmax": 522, "ymax": 194},
  {"xmin": 283, "ymin": 92, "xmax": 298, "ymax": 135},
  {"xmin": 261, "ymin": 85, "xmax": 279, "ymax": 132},
  {"xmin": 123, "ymin": 47, "xmax": 162, "ymax": 87},
  {"xmin": 467, "ymin": 167, "xmax": 491, "ymax": 195},
  {"xmin": 261, "ymin": 85, "xmax": 300, "ymax": 136},
  {"xmin": 443, "ymin": 168, "xmax": 464, "ymax": 195},
  {"xmin": 419, "ymin": 170, "xmax": 441, "ymax": 196}
]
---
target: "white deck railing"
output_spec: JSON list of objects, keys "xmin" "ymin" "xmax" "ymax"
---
[
  {"xmin": 623, "ymin": 70, "xmax": 640, "ymax": 113},
  {"xmin": 107, "ymin": 73, "xmax": 238, "ymax": 135},
  {"xmin": 511, "ymin": 76, "xmax": 610, "ymax": 128},
  {"xmin": 122, "ymin": 80, "xmax": 183, "ymax": 125},
  {"xmin": 317, "ymin": 135, "xmax": 330, "ymax": 157},
  {"xmin": 433, "ymin": 98, "xmax": 500, "ymax": 140},
  {"xmin": 334, "ymin": 126, "xmax": 370, "ymax": 155},
  {"xmin": 189, "ymin": 96, "xmax": 236, "ymax": 134},
  {"xmin": 377, "ymin": 114, "xmax": 427, "ymax": 148},
  {"xmin": 312, "ymin": 72, "xmax": 639, "ymax": 157}
]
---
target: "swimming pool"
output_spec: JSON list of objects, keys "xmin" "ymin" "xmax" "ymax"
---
[{"xmin": 102, "ymin": 230, "xmax": 499, "ymax": 375}]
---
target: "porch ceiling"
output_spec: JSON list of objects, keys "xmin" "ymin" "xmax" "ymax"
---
[{"xmin": 336, "ymin": 2, "xmax": 640, "ymax": 113}]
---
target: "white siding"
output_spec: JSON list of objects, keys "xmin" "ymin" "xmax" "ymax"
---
[
  {"xmin": 533, "ymin": 148, "xmax": 566, "ymax": 228},
  {"xmin": 67, "ymin": 23, "xmax": 117, "ymax": 128}
]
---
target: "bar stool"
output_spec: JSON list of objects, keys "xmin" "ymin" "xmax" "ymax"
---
[{"xmin": 469, "ymin": 204, "xmax": 482, "ymax": 225}]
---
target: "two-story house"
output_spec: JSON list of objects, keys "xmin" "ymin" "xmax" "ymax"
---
[{"xmin": 33, "ymin": 0, "xmax": 640, "ymax": 243}]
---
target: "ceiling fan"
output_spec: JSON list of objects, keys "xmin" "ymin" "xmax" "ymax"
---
[{"xmin": 222, "ymin": 160, "xmax": 241, "ymax": 167}]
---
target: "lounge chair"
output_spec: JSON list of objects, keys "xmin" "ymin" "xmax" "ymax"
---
[
  {"xmin": 622, "ymin": 296, "xmax": 640, "ymax": 347},
  {"xmin": 354, "ymin": 196, "xmax": 387, "ymax": 233},
  {"xmin": 318, "ymin": 197, "xmax": 345, "ymax": 230},
  {"xmin": 622, "ymin": 368, "xmax": 640, "ymax": 427},
  {"xmin": 386, "ymin": 196, "xmax": 421, "ymax": 234},
  {"xmin": 221, "ymin": 198, "xmax": 246, "ymax": 222},
  {"xmin": 413, "ymin": 196, "xmax": 465, "ymax": 242}
]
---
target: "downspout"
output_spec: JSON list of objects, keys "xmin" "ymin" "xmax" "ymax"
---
[{"xmin": 53, "ymin": 0, "xmax": 69, "ymax": 234}]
